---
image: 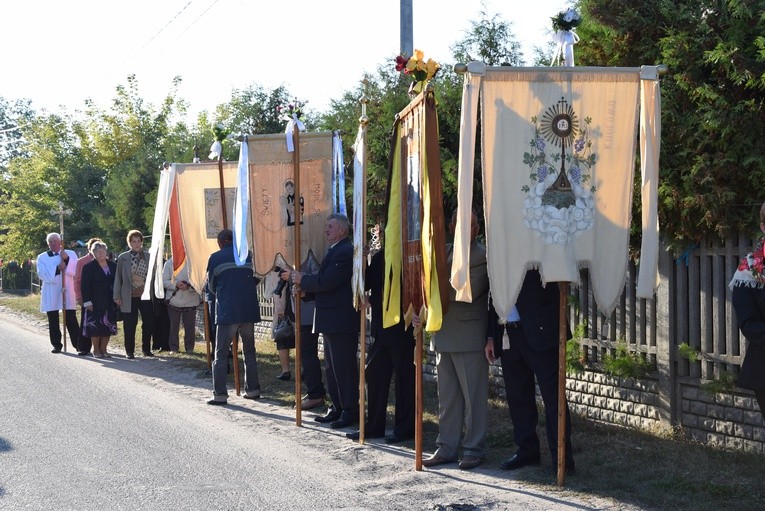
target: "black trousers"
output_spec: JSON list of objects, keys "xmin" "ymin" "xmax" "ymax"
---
[
  {"xmin": 500, "ymin": 324, "xmax": 573, "ymax": 466},
  {"xmin": 300, "ymin": 324, "xmax": 325, "ymax": 399},
  {"xmin": 47, "ymin": 310, "xmax": 80, "ymax": 350},
  {"xmin": 122, "ymin": 297, "xmax": 155, "ymax": 355},
  {"xmin": 152, "ymin": 300, "xmax": 171, "ymax": 350},
  {"xmin": 323, "ymin": 332, "xmax": 359, "ymax": 421},
  {"xmin": 78, "ymin": 307, "xmax": 93, "ymax": 353},
  {"xmin": 365, "ymin": 339, "xmax": 415, "ymax": 438}
]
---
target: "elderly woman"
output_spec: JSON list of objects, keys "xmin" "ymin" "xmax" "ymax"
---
[
  {"xmin": 81, "ymin": 242, "xmax": 118, "ymax": 358},
  {"xmin": 113, "ymin": 229, "xmax": 155, "ymax": 359},
  {"xmin": 162, "ymin": 257, "xmax": 202, "ymax": 353},
  {"xmin": 730, "ymin": 202, "xmax": 765, "ymax": 423}
]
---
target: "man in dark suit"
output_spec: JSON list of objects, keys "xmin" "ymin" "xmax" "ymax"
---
[
  {"xmin": 485, "ymin": 269, "xmax": 575, "ymax": 475},
  {"xmin": 285, "ymin": 214, "xmax": 360, "ymax": 429},
  {"xmin": 206, "ymin": 229, "xmax": 262, "ymax": 404},
  {"xmin": 346, "ymin": 247, "xmax": 415, "ymax": 443}
]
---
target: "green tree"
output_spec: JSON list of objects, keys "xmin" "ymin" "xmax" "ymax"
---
[
  {"xmin": 78, "ymin": 75, "xmax": 189, "ymax": 248},
  {"xmin": 451, "ymin": 6, "xmax": 524, "ymax": 66},
  {"xmin": 576, "ymin": 0, "xmax": 765, "ymax": 250}
]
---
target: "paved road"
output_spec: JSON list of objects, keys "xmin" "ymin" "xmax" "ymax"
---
[{"xmin": 0, "ymin": 312, "xmax": 634, "ymax": 510}]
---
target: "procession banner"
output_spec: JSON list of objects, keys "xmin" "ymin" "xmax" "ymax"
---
[
  {"xmin": 383, "ymin": 90, "xmax": 449, "ymax": 332},
  {"xmin": 452, "ymin": 64, "xmax": 660, "ymax": 320},
  {"xmin": 247, "ymin": 132, "xmax": 334, "ymax": 276}
]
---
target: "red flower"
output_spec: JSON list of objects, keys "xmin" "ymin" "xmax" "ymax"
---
[{"xmin": 395, "ymin": 55, "xmax": 409, "ymax": 72}]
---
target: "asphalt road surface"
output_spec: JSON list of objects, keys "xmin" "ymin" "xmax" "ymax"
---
[{"xmin": 0, "ymin": 310, "xmax": 634, "ymax": 510}]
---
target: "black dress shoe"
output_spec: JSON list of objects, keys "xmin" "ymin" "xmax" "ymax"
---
[
  {"xmin": 499, "ymin": 453, "xmax": 541, "ymax": 471},
  {"xmin": 346, "ymin": 430, "xmax": 384, "ymax": 440},
  {"xmin": 329, "ymin": 417, "xmax": 356, "ymax": 429},
  {"xmin": 314, "ymin": 411, "xmax": 342, "ymax": 423},
  {"xmin": 276, "ymin": 371, "xmax": 291, "ymax": 381},
  {"xmin": 51, "ymin": 347, "xmax": 62, "ymax": 354},
  {"xmin": 77, "ymin": 351, "xmax": 89, "ymax": 356},
  {"xmin": 385, "ymin": 434, "xmax": 414, "ymax": 444},
  {"xmin": 142, "ymin": 351, "xmax": 155, "ymax": 357},
  {"xmin": 126, "ymin": 353, "xmax": 135, "ymax": 359},
  {"xmin": 206, "ymin": 399, "xmax": 227, "ymax": 406}
]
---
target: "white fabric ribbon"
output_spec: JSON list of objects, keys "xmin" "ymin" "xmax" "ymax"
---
[
  {"xmin": 142, "ymin": 164, "xmax": 176, "ymax": 300},
  {"xmin": 552, "ymin": 30, "xmax": 580, "ymax": 67},
  {"xmin": 233, "ymin": 136, "xmax": 250, "ymax": 267},
  {"xmin": 209, "ymin": 140, "xmax": 222, "ymax": 160},
  {"xmin": 332, "ymin": 131, "xmax": 347, "ymax": 215},
  {"xmin": 351, "ymin": 125, "xmax": 366, "ymax": 310},
  {"xmin": 284, "ymin": 114, "xmax": 306, "ymax": 152}
]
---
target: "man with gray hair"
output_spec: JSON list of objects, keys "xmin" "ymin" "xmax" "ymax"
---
[
  {"xmin": 36, "ymin": 232, "xmax": 80, "ymax": 353},
  {"xmin": 283, "ymin": 213, "xmax": 360, "ymax": 429}
]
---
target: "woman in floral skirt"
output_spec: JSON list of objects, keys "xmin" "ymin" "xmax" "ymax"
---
[{"xmin": 81, "ymin": 242, "xmax": 118, "ymax": 358}]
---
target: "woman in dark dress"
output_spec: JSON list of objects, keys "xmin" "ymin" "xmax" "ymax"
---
[
  {"xmin": 730, "ymin": 202, "xmax": 765, "ymax": 422},
  {"xmin": 81, "ymin": 242, "xmax": 118, "ymax": 358}
]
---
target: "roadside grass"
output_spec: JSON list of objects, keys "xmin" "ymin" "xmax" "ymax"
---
[{"xmin": 3, "ymin": 291, "xmax": 764, "ymax": 510}]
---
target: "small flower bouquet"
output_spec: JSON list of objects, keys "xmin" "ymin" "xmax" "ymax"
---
[
  {"xmin": 395, "ymin": 49, "xmax": 440, "ymax": 95},
  {"xmin": 551, "ymin": 8, "xmax": 581, "ymax": 32},
  {"xmin": 209, "ymin": 122, "xmax": 230, "ymax": 159},
  {"xmin": 277, "ymin": 99, "xmax": 306, "ymax": 123}
]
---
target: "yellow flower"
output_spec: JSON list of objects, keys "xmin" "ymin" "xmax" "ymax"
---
[
  {"xmin": 425, "ymin": 59, "xmax": 440, "ymax": 79},
  {"xmin": 412, "ymin": 49, "xmax": 424, "ymax": 61}
]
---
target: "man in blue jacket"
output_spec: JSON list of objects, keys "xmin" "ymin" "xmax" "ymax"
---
[
  {"xmin": 206, "ymin": 229, "xmax": 262, "ymax": 405},
  {"xmin": 286, "ymin": 214, "xmax": 360, "ymax": 429}
]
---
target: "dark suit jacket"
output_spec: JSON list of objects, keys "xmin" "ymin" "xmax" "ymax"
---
[
  {"xmin": 81, "ymin": 260, "xmax": 117, "ymax": 312},
  {"xmin": 367, "ymin": 249, "xmax": 412, "ymax": 345},
  {"xmin": 300, "ymin": 237, "xmax": 359, "ymax": 334},
  {"xmin": 732, "ymin": 285, "xmax": 765, "ymax": 391},
  {"xmin": 489, "ymin": 269, "xmax": 563, "ymax": 354}
]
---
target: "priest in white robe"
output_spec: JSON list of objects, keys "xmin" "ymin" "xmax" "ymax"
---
[{"xmin": 36, "ymin": 232, "xmax": 80, "ymax": 353}]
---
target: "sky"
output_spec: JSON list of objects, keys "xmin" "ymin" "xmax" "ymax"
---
[{"xmin": 2, "ymin": 0, "xmax": 569, "ymax": 120}]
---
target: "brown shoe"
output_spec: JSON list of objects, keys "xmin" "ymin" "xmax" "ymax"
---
[
  {"xmin": 300, "ymin": 397, "xmax": 325, "ymax": 410},
  {"xmin": 458, "ymin": 455, "xmax": 483, "ymax": 470},
  {"xmin": 421, "ymin": 453, "xmax": 455, "ymax": 468}
]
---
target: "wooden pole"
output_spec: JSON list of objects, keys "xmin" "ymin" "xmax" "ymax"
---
[
  {"xmin": 204, "ymin": 301, "xmax": 212, "ymax": 369},
  {"xmin": 218, "ymin": 153, "xmax": 228, "ymax": 231},
  {"xmin": 557, "ymin": 281, "xmax": 570, "ymax": 486},
  {"xmin": 292, "ymin": 124, "xmax": 303, "ymax": 426},
  {"xmin": 415, "ymin": 327, "xmax": 423, "ymax": 470},
  {"xmin": 357, "ymin": 94, "xmax": 369, "ymax": 443}
]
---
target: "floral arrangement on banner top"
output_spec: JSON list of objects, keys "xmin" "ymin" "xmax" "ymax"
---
[
  {"xmin": 277, "ymin": 99, "xmax": 306, "ymax": 123},
  {"xmin": 395, "ymin": 49, "xmax": 440, "ymax": 95},
  {"xmin": 209, "ymin": 122, "xmax": 231, "ymax": 159},
  {"xmin": 551, "ymin": 8, "xmax": 581, "ymax": 32}
]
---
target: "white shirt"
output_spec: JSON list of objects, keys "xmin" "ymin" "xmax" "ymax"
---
[{"xmin": 37, "ymin": 249, "xmax": 78, "ymax": 312}]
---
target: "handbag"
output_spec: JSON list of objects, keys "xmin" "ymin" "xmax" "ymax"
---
[{"xmin": 273, "ymin": 316, "xmax": 295, "ymax": 342}]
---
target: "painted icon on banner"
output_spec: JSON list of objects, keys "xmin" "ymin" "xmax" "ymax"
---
[
  {"xmin": 280, "ymin": 179, "xmax": 304, "ymax": 227},
  {"xmin": 204, "ymin": 187, "xmax": 237, "ymax": 238},
  {"xmin": 406, "ymin": 153, "xmax": 422, "ymax": 242},
  {"xmin": 521, "ymin": 97, "xmax": 597, "ymax": 246}
]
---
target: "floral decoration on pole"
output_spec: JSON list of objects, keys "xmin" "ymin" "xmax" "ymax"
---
[
  {"xmin": 551, "ymin": 8, "xmax": 581, "ymax": 67},
  {"xmin": 209, "ymin": 122, "xmax": 231, "ymax": 159},
  {"xmin": 278, "ymin": 98, "xmax": 306, "ymax": 152},
  {"xmin": 395, "ymin": 49, "xmax": 440, "ymax": 97}
]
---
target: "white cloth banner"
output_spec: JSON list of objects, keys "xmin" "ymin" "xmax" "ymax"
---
[
  {"xmin": 234, "ymin": 136, "xmax": 250, "ymax": 266},
  {"xmin": 453, "ymin": 65, "xmax": 660, "ymax": 320},
  {"xmin": 142, "ymin": 165, "xmax": 175, "ymax": 300},
  {"xmin": 351, "ymin": 124, "xmax": 366, "ymax": 310},
  {"xmin": 637, "ymin": 66, "xmax": 661, "ymax": 297}
]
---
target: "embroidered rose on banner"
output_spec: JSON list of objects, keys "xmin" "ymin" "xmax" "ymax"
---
[{"xmin": 521, "ymin": 97, "xmax": 597, "ymax": 245}]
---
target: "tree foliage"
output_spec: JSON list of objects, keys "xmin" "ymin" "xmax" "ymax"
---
[{"xmin": 577, "ymin": 0, "xmax": 765, "ymax": 251}]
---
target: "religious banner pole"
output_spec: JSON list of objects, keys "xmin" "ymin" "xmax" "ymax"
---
[
  {"xmin": 50, "ymin": 201, "xmax": 71, "ymax": 352},
  {"xmin": 292, "ymin": 123, "xmax": 304, "ymax": 426},
  {"xmin": 356, "ymin": 91, "xmax": 369, "ymax": 444},
  {"xmin": 211, "ymin": 126, "xmax": 239, "ymax": 394},
  {"xmin": 557, "ymin": 282, "xmax": 569, "ymax": 486}
]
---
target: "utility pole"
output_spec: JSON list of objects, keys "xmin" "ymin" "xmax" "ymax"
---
[
  {"xmin": 50, "ymin": 200, "xmax": 72, "ymax": 351},
  {"xmin": 400, "ymin": 0, "xmax": 413, "ymax": 57}
]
